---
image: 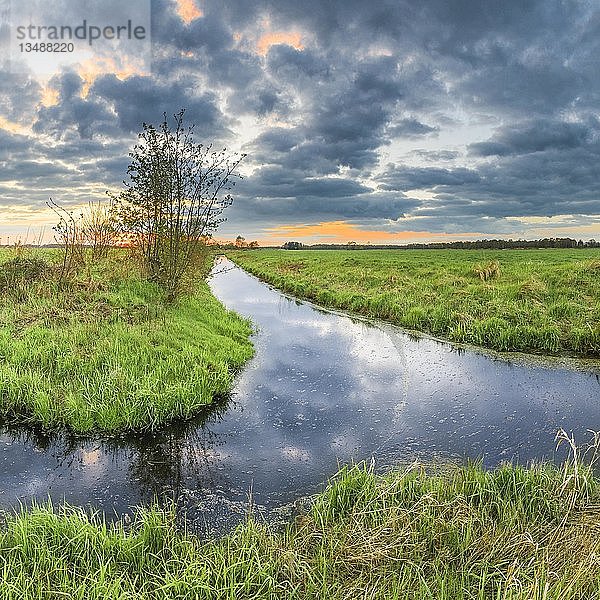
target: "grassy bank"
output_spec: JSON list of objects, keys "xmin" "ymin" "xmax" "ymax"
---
[
  {"xmin": 2, "ymin": 460, "xmax": 600, "ymax": 598},
  {"xmin": 229, "ymin": 249, "xmax": 600, "ymax": 356},
  {"xmin": 0, "ymin": 249, "xmax": 253, "ymax": 433}
]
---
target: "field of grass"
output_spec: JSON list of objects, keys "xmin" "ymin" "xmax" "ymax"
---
[
  {"xmin": 0, "ymin": 249, "xmax": 253, "ymax": 433},
  {"xmin": 229, "ymin": 249, "xmax": 600, "ymax": 356},
  {"xmin": 2, "ymin": 459, "xmax": 600, "ymax": 599}
]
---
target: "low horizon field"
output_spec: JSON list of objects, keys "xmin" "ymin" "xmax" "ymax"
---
[{"xmin": 228, "ymin": 248, "xmax": 600, "ymax": 357}]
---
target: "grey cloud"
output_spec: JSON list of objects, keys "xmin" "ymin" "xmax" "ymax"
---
[
  {"xmin": 274, "ymin": 55, "xmax": 411, "ymax": 172},
  {"xmin": 152, "ymin": 1, "xmax": 234, "ymax": 54},
  {"xmin": 469, "ymin": 119, "xmax": 593, "ymax": 156},
  {"xmin": 392, "ymin": 147, "xmax": 600, "ymax": 221},
  {"xmin": 227, "ymin": 82, "xmax": 292, "ymax": 118},
  {"xmin": 0, "ymin": 128, "xmax": 30, "ymax": 160},
  {"xmin": 90, "ymin": 74, "xmax": 231, "ymax": 138},
  {"xmin": 245, "ymin": 167, "xmax": 372, "ymax": 198},
  {"xmin": 377, "ymin": 166, "xmax": 481, "ymax": 191},
  {"xmin": 247, "ymin": 128, "xmax": 304, "ymax": 156},
  {"xmin": 387, "ymin": 119, "xmax": 438, "ymax": 138},
  {"xmin": 0, "ymin": 69, "xmax": 42, "ymax": 123},
  {"xmin": 227, "ymin": 191, "xmax": 419, "ymax": 224},
  {"xmin": 34, "ymin": 72, "xmax": 118, "ymax": 139},
  {"xmin": 266, "ymin": 45, "xmax": 331, "ymax": 80},
  {"xmin": 2, "ymin": 0, "xmax": 600, "ymax": 238}
]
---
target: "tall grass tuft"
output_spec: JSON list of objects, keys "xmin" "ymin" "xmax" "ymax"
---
[{"xmin": 474, "ymin": 259, "xmax": 500, "ymax": 281}]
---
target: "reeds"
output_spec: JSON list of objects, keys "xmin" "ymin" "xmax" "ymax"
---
[{"xmin": 2, "ymin": 456, "xmax": 600, "ymax": 598}]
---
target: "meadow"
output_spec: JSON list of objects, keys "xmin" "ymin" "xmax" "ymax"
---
[
  {"xmin": 3, "ymin": 242, "xmax": 599, "ymax": 598},
  {"xmin": 2, "ymin": 456, "xmax": 600, "ymax": 599},
  {"xmin": 0, "ymin": 247, "xmax": 253, "ymax": 433},
  {"xmin": 229, "ymin": 248, "xmax": 600, "ymax": 356}
]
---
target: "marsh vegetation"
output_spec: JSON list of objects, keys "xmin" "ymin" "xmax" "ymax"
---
[
  {"xmin": 0, "ymin": 244, "xmax": 253, "ymax": 432},
  {"xmin": 3, "ymin": 454, "xmax": 600, "ymax": 599},
  {"xmin": 1, "ymin": 246, "xmax": 599, "ymax": 597}
]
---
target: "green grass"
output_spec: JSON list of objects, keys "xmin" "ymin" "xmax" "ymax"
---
[
  {"xmin": 0, "ymin": 249, "xmax": 254, "ymax": 433},
  {"xmin": 229, "ymin": 249, "xmax": 600, "ymax": 356},
  {"xmin": 2, "ymin": 460, "xmax": 600, "ymax": 598}
]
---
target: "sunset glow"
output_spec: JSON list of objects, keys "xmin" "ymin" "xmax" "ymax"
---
[
  {"xmin": 176, "ymin": 0, "xmax": 203, "ymax": 23},
  {"xmin": 77, "ymin": 56, "xmax": 150, "ymax": 97},
  {"xmin": 256, "ymin": 31, "xmax": 304, "ymax": 56},
  {"xmin": 40, "ymin": 86, "xmax": 60, "ymax": 107},
  {"xmin": 265, "ymin": 221, "xmax": 483, "ymax": 245}
]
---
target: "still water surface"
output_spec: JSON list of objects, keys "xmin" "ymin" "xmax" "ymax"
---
[{"xmin": 1, "ymin": 259, "xmax": 599, "ymax": 534}]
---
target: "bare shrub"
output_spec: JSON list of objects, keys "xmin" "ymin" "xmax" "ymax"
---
[
  {"xmin": 48, "ymin": 198, "xmax": 118, "ymax": 286},
  {"xmin": 48, "ymin": 198, "xmax": 86, "ymax": 285},
  {"xmin": 82, "ymin": 199, "xmax": 117, "ymax": 260}
]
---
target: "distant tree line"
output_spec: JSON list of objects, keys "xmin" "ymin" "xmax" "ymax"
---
[
  {"xmin": 279, "ymin": 238, "xmax": 599, "ymax": 250},
  {"xmin": 282, "ymin": 241, "xmax": 304, "ymax": 250},
  {"xmin": 24, "ymin": 236, "xmax": 599, "ymax": 252},
  {"xmin": 217, "ymin": 236, "xmax": 259, "ymax": 249}
]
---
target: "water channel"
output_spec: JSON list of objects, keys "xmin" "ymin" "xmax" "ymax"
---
[{"xmin": 1, "ymin": 258, "xmax": 598, "ymax": 535}]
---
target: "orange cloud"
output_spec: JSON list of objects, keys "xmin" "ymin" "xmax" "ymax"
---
[
  {"xmin": 176, "ymin": 0, "xmax": 203, "ymax": 23},
  {"xmin": 76, "ymin": 55, "xmax": 149, "ymax": 97},
  {"xmin": 40, "ymin": 86, "xmax": 60, "ymax": 107},
  {"xmin": 0, "ymin": 116, "xmax": 29, "ymax": 135},
  {"xmin": 256, "ymin": 31, "xmax": 303, "ymax": 55},
  {"xmin": 265, "ymin": 221, "xmax": 482, "ymax": 244}
]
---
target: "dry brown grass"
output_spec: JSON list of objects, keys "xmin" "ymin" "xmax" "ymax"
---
[
  {"xmin": 277, "ymin": 261, "xmax": 306, "ymax": 273},
  {"xmin": 474, "ymin": 259, "xmax": 501, "ymax": 281}
]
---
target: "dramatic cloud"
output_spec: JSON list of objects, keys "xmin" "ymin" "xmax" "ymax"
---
[
  {"xmin": 0, "ymin": 0, "xmax": 599, "ymax": 242},
  {"xmin": 469, "ymin": 119, "xmax": 594, "ymax": 157}
]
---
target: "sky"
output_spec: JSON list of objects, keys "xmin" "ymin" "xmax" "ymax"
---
[{"xmin": 1, "ymin": 0, "xmax": 600, "ymax": 245}]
